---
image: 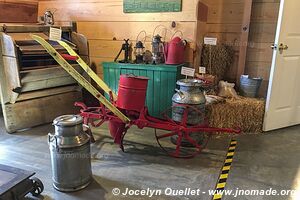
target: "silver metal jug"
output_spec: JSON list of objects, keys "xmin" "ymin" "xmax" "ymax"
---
[
  {"xmin": 172, "ymin": 79, "xmax": 206, "ymax": 124},
  {"xmin": 49, "ymin": 115, "xmax": 92, "ymax": 192},
  {"xmin": 172, "ymin": 79, "xmax": 206, "ymax": 146}
]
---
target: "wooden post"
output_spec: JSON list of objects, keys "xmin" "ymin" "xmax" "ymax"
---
[
  {"xmin": 194, "ymin": 2, "xmax": 208, "ymax": 71},
  {"xmin": 236, "ymin": 0, "xmax": 253, "ymax": 86}
]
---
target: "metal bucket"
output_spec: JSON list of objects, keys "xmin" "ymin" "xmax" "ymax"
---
[
  {"xmin": 240, "ymin": 75, "xmax": 263, "ymax": 98},
  {"xmin": 49, "ymin": 115, "xmax": 92, "ymax": 192}
]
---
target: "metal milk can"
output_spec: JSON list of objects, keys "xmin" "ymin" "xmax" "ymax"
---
[
  {"xmin": 172, "ymin": 79, "xmax": 206, "ymax": 124},
  {"xmin": 172, "ymin": 79, "xmax": 206, "ymax": 146},
  {"xmin": 48, "ymin": 115, "xmax": 92, "ymax": 192}
]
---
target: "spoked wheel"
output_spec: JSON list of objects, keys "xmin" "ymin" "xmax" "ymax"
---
[
  {"xmin": 155, "ymin": 105, "xmax": 211, "ymax": 158},
  {"xmin": 30, "ymin": 177, "xmax": 44, "ymax": 197},
  {"xmin": 155, "ymin": 129, "xmax": 210, "ymax": 158}
]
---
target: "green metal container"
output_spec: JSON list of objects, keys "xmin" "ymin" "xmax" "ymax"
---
[{"xmin": 103, "ymin": 62, "xmax": 183, "ymax": 118}]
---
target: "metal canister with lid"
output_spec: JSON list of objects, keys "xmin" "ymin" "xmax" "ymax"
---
[
  {"xmin": 172, "ymin": 79, "xmax": 207, "ymax": 146},
  {"xmin": 172, "ymin": 79, "xmax": 206, "ymax": 124},
  {"xmin": 48, "ymin": 115, "xmax": 92, "ymax": 192}
]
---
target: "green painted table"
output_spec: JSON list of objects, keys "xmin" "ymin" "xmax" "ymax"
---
[{"xmin": 103, "ymin": 62, "xmax": 183, "ymax": 118}]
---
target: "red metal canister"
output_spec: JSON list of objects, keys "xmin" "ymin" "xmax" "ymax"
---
[{"xmin": 116, "ymin": 74, "xmax": 149, "ymax": 112}]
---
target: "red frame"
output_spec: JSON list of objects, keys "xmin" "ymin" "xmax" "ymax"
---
[{"xmin": 75, "ymin": 102, "xmax": 240, "ymax": 158}]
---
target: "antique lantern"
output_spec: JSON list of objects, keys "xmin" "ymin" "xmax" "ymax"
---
[
  {"xmin": 152, "ymin": 34, "xmax": 165, "ymax": 64},
  {"xmin": 134, "ymin": 41, "xmax": 145, "ymax": 64},
  {"xmin": 44, "ymin": 10, "xmax": 55, "ymax": 26}
]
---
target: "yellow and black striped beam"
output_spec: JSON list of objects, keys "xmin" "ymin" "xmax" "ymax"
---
[{"xmin": 212, "ymin": 139, "xmax": 237, "ymax": 200}]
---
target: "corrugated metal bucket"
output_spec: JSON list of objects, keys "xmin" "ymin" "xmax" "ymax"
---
[{"xmin": 240, "ymin": 75, "xmax": 263, "ymax": 98}]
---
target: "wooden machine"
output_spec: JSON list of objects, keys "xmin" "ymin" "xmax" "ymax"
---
[{"xmin": 0, "ymin": 23, "xmax": 89, "ymax": 133}]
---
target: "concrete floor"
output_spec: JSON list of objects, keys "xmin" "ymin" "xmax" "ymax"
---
[{"xmin": 0, "ymin": 114, "xmax": 299, "ymax": 200}]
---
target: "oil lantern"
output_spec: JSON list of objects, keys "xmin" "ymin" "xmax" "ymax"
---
[
  {"xmin": 134, "ymin": 41, "xmax": 145, "ymax": 64},
  {"xmin": 44, "ymin": 10, "xmax": 54, "ymax": 26},
  {"xmin": 152, "ymin": 34, "xmax": 165, "ymax": 64}
]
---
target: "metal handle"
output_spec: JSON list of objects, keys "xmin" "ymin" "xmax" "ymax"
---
[
  {"xmin": 271, "ymin": 43, "xmax": 288, "ymax": 53},
  {"xmin": 48, "ymin": 133, "xmax": 59, "ymax": 152},
  {"xmin": 83, "ymin": 124, "xmax": 95, "ymax": 143},
  {"xmin": 83, "ymin": 124, "xmax": 90, "ymax": 130},
  {"xmin": 278, "ymin": 43, "xmax": 288, "ymax": 52},
  {"xmin": 48, "ymin": 133, "xmax": 54, "ymax": 143},
  {"xmin": 271, "ymin": 44, "xmax": 277, "ymax": 50},
  {"xmin": 175, "ymin": 89, "xmax": 185, "ymax": 99}
]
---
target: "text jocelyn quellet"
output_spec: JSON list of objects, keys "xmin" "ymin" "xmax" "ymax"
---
[{"xmin": 121, "ymin": 188, "xmax": 203, "ymax": 197}]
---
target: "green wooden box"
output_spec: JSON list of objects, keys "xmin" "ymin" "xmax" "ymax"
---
[{"xmin": 103, "ymin": 62, "xmax": 183, "ymax": 118}]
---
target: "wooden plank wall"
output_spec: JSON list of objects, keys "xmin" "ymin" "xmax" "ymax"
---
[
  {"xmin": 37, "ymin": 0, "xmax": 280, "ymax": 98},
  {"xmin": 245, "ymin": 0, "xmax": 280, "ymax": 97},
  {"xmin": 201, "ymin": 0, "xmax": 246, "ymax": 81},
  {"xmin": 38, "ymin": 0, "xmax": 201, "ymax": 78},
  {"xmin": 0, "ymin": 0, "xmax": 38, "ymax": 23},
  {"xmin": 200, "ymin": 0, "xmax": 279, "ymax": 97}
]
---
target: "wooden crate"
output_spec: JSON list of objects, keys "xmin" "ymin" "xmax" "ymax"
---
[{"xmin": 2, "ymin": 91, "xmax": 82, "ymax": 133}]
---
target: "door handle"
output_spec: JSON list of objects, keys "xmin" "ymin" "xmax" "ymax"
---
[
  {"xmin": 271, "ymin": 43, "xmax": 288, "ymax": 53},
  {"xmin": 278, "ymin": 43, "xmax": 288, "ymax": 50},
  {"xmin": 271, "ymin": 44, "xmax": 277, "ymax": 50},
  {"xmin": 278, "ymin": 43, "xmax": 288, "ymax": 54}
]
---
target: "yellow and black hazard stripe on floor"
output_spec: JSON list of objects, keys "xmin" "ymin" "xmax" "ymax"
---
[{"xmin": 212, "ymin": 139, "xmax": 237, "ymax": 200}]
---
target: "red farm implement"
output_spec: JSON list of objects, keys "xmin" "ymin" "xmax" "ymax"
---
[{"xmin": 32, "ymin": 35, "xmax": 240, "ymax": 158}]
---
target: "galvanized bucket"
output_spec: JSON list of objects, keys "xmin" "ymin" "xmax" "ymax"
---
[{"xmin": 240, "ymin": 75, "xmax": 263, "ymax": 98}]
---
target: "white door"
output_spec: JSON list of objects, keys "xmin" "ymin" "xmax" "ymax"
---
[{"xmin": 264, "ymin": 0, "xmax": 300, "ymax": 131}]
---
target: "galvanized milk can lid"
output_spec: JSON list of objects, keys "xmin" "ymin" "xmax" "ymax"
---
[
  {"xmin": 53, "ymin": 115, "xmax": 83, "ymax": 127},
  {"xmin": 177, "ymin": 79, "xmax": 204, "ymax": 87}
]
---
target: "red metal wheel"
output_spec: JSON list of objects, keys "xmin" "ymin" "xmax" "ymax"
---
[
  {"xmin": 155, "ymin": 129, "xmax": 210, "ymax": 158},
  {"xmin": 155, "ymin": 105, "xmax": 210, "ymax": 158}
]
